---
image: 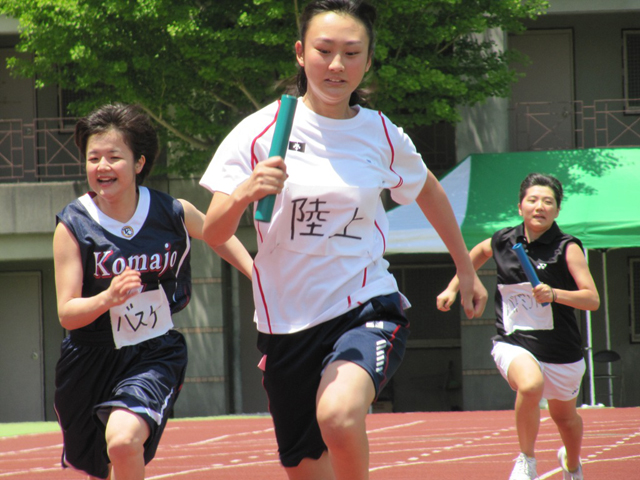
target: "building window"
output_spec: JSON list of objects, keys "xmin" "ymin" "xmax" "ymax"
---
[
  {"xmin": 406, "ymin": 122, "xmax": 456, "ymax": 177},
  {"xmin": 623, "ymin": 31, "xmax": 640, "ymax": 113},
  {"xmin": 58, "ymin": 88, "xmax": 85, "ymax": 131},
  {"xmin": 388, "ymin": 261, "xmax": 460, "ymax": 342},
  {"xmin": 631, "ymin": 258, "xmax": 640, "ymax": 342}
]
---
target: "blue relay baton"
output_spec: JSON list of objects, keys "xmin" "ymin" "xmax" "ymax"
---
[
  {"xmin": 512, "ymin": 243, "xmax": 549, "ymax": 306},
  {"xmin": 254, "ymin": 94, "xmax": 298, "ymax": 223}
]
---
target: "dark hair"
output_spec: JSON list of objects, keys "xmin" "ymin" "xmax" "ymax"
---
[
  {"xmin": 74, "ymin": 104, "xmax": 158, "ymax": 185},
  {"xmin": 519, "ymin": 173, "xmax": 564, "ymax": 208},
  {"xmin": 294, "ymin": 0, "xmax": 377, "ymax": 106}
]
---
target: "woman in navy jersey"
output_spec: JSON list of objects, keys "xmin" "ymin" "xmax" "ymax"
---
[
  {"xmin": 438, "ymin": 173, "xmax": 599, "ymax": 480},
  {"xmin": 53, "ymin": 103, "xmax": 252, "ymax": 480},
  {"xmin": 200, "ymin": 1, "xmax": 487, "ymax": 479}
]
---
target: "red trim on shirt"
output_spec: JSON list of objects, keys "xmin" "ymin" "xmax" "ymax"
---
[
  {"xmin": 251, "ymin": 99, "xmax": 281, "ymax": 169},
  {"xmin": 374, "ymin": 220, "xmax": 386, "ymax": 253},
  {"xmin": 377, "ymin": 111, "xmax": 403, "ymax": 189},
  {"xmin": 256, "ymin": 221, "xmax": 264, "ymax": 244},
  {"xmin": 251, "ymin": 100, "xmax": 281, "ymax": 243},
  {"xmin": 254, "ymin": 265, "xmax": 273, "ymax": 334},
  {"xmin": 346, "ymin": 270, "xmax": 369, "ymax": 308}
]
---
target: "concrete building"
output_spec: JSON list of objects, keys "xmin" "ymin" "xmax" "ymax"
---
[{"xmin": 1, "ymin": 0, "xmax": 639, "ymax": 421}]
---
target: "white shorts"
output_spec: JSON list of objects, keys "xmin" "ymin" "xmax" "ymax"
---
[{"xmin": 491, "ymin": 341, "xmax": 585, "ymax": 401}]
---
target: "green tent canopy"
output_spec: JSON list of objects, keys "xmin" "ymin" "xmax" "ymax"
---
[{"xmin": 387, "ymin": 148, "xmax": 640, "ymax": 253}]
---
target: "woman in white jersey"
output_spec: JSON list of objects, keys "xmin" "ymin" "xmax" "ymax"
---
[{"xmin": 200, "ymin": 1, "xmax": 487, "ymax": 479}]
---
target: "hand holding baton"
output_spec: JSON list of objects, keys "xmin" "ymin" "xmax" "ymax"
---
[
  {"xmin": 512, "ymin": 243, "xmax": 549, "ymax": 306},
  {"xmin": 254, "ymin": 94, "xmax": 298, "ymax": 222}
]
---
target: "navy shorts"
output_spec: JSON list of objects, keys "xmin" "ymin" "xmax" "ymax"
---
[
  {"xmin": 257, "ymin": 293, "xmax": 409, "ymax": 467},
  {"xmin": 54, "ymin": 329, "xmax": 187, "ymax": 479}
]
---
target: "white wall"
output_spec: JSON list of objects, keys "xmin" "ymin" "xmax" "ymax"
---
[
  {"xmin": 454, "ymin": 28, "xmax": 510, "ymax": 161},
  {"xmin": 0, "ymin": 15, "xmax": 19, "ymax": 34},
  {"xmin": 547, "ymin": 0, "xmax": 640, "ymax": 14}
]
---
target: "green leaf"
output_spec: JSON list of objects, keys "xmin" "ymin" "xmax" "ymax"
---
[{"xmin": 0, "ymin": 0, "xmax": 548, "ymax": 175}]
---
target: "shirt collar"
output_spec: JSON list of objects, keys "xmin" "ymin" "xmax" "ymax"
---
[{"xmin": 516, "ymin": 221, "xmax": 562, "ymax": 246}]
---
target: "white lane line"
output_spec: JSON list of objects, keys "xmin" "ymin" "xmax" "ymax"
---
[
  {"xmin": 0, "ymin": 467, "xmax": 60, "ymax": 478},
  {"xmin": 185, "ymin": 427, "xmax": 274, "ymax": 446},
  {"xmin": 146, "ymin": 459, "xmax": 281, "ymax": 479},
  {"xmin": 0, "ymin": 443, "xmax": 62, "ymax": 457},
  {"xmin": 370, "ymin": 451, "xmax": 515, "ymax": 472},
  {"xmin": 367, "ymin": 420, "xmax": 425, "ymax": 434}
]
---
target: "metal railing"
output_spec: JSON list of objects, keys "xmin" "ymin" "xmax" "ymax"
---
[
  {"xmin": 512, "ymin": 98, "xmax": 640, "ymax": 152},
  {"xmin": 2, "ymin": 100, "xmax": 640, "ymax": 182},
  {"xmin": 0, "ymin": 117, "xmax": 82, "ymax": 182}
]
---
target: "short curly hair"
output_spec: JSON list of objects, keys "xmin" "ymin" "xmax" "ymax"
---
[
  {"xmin": 74, "ymin": 104, "xmax": 158, "ymax": 185},
  {"xmin": 519, "ymin": 173, "xmax": 563, "ymax": 208}
]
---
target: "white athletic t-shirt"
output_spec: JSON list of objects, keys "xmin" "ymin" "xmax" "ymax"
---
[{"xmin": 200, "ymin": 98, "xmax": 428, "ymax": 334}]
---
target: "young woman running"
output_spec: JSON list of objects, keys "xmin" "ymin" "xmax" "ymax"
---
[
  {"xmin": 201, "ymin": 2, "xmax": 487, "ymax": 478},
  {"xmin": 438, "ymin": 173, "xmax": 599, "ymax": 480},
  {"xmin": 54, "ymin": 103, "xmax": 252, "ymax": 480}
]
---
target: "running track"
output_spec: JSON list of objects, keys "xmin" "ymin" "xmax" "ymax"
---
[{"xmin": 1, "ymin": 408, "xmax": 638, "ymax": 479}]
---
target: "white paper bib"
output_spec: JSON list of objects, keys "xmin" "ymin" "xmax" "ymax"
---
[
  {"xmin": 275, "ymin": 182, "xmax": 379, "ymax": 257},
  {"xmin": 109, "ymin": 284, "xmax": 173, "ymax": 349},
  {"xmin": 498, "ymin": 282, "xmax": 554, "ymax": 335}
]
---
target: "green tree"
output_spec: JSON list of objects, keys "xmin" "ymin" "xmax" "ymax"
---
[{"xmin": 0, "ymin": 0, "xmax": 547, "ymax": 175}]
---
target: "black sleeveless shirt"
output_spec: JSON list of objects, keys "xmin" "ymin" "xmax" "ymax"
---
[{"xmin": 491, "ymin": 222, "xmax": 583, "ymax": 363}]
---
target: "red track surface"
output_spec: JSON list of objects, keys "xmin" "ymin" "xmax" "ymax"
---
[{"xmin": 1, "ymin": 408, "xmax": 639, "ymax": 479}]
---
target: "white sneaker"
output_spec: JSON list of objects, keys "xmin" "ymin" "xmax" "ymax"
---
[
  {"xmin": 558, "ymin": 446, "xmax": 584, "ymax": 480},
  {"xmin": 509, "ymin": 452, "xmax": 539, "ymax": 480}
]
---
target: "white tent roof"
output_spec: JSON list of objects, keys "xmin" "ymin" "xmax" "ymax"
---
[{"xmin": 387, "ymin": 157, "xmax": 470, "ymax": 253}]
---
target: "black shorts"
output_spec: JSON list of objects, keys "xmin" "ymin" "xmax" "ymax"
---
[
  {"xmin": 54, "ymin": 329, "xmax": 187, "ymax": 479},
  {"xmin": 258, "ymin": 293, "xmax": 409, "ymax": 467}
]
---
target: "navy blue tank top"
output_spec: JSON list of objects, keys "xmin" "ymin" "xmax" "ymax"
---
[{"xmin": 56, "ymin": 187, "xmax": 191, "ymax": 345}]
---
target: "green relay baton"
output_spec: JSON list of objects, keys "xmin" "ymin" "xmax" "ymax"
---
[{"xmin": 254, "ymin": 94, "xmax": 298, "ymax": 222}]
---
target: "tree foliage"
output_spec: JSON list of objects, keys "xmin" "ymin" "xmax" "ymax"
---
[{"xmin": 0, "ymin": 0, "xmax": 548, "ymax": 175}]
